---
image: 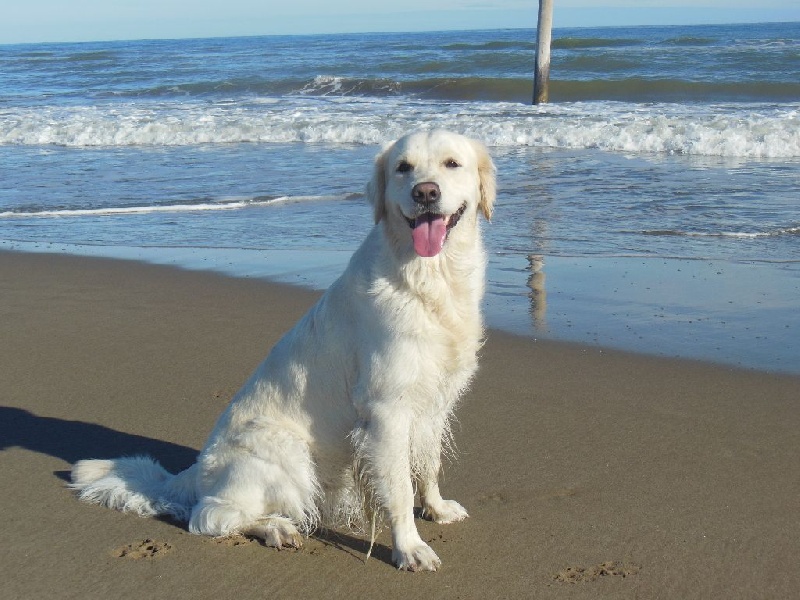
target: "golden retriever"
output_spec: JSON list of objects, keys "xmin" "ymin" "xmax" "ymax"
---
[{"xmin": 71, "ymin": 129, "xmax": 496, "ymax": 571}]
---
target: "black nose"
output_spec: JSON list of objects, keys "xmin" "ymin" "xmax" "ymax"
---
[{"xmin": 412, "ymin": 182, "xmax": 440, "ymax": 206}]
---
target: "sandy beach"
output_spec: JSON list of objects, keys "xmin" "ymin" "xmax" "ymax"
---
[{"xmin": 2, "ymin": 250, "xmax": 799, "ymax": 600}]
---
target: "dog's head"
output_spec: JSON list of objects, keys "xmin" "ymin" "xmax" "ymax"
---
[{"xmin": 367, "ymin": 130, "xmax": 496, "ymax": 258}]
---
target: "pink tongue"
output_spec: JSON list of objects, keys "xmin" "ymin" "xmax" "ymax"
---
[{"xmin": 411, "ymin": 214, "xmax": 447, "ymax": 257}]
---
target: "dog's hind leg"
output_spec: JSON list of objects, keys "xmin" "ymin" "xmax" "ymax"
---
[
  {"xmin": 189, "ymin": 492, "xmax": 306, "ymax": 548},
  {"xmin": 189, "ymin": 430, "xmax": 320, "ymax": 548},
  {"xmin": 241, "ymin": 515, "xmax": 304, "ymax": 548}
]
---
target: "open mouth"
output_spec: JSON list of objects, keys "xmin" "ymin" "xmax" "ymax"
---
[{"xmin": 404, "ymin": 202, "xmax": 467, "ymax": 258}]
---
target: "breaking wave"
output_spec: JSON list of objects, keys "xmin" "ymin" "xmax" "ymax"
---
[{"xmin": 2, "ymin": 100, "xmax": 798, "ymax": 158}]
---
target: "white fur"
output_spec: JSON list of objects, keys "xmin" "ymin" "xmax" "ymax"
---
[{"xmin": 70, "ymin": 130, "xmax": 496, "ymax": 572}]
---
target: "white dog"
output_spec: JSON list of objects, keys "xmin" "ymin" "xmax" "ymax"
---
[{"xmin": 70, "ymin": 130, "xmax": 496, "ymax": 571}]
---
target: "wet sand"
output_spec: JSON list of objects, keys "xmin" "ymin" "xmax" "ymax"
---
[{"xmin": 2, "ymin": 250, "xmax": 799, "ymax": 599}]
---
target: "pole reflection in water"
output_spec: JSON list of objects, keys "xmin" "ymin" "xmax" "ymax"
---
[{"xmin": 527, "ymin": 254, "xmax": 547, "ymax": 332}]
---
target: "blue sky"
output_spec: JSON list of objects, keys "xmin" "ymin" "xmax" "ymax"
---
[{"xmin": 2, "ymin": 0, "xmax": 799, "ymax": 44}]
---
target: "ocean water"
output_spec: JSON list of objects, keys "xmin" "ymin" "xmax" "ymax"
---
[{"xmin": 1, "ymin": 23, "xmax": 798, "ymax": 373}]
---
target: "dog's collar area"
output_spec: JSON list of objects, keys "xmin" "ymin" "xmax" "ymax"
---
[{"xmin": 405, "ymin": 202, "xmax": 468, "ymax": 231}]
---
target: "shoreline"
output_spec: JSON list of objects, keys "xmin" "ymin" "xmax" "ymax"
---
[
  {"xmin": 2, "ymin": 249, "xmax": 799, "ymax": 599},
  {"xmin": 2, "ymin": 242, "xmax": 798, "ymax": 375}
]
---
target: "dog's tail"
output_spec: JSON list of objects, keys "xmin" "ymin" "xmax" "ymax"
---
[{"xmin": 70, "ymin": 457, "xmax": 198, "ymax": 521}]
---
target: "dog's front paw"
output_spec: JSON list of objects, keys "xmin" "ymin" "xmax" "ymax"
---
[
  {"xmin": 423, "ymin": 499, "xmax": 469, "ymax": 524},
  {"xmin": 392, "ymin": 541, "xmax": 441, "ymax": 572}
]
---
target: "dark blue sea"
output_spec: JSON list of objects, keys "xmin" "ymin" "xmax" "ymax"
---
[{"xmin": 1, "ymin": 23, "xmax": 798, "ymax": 372}]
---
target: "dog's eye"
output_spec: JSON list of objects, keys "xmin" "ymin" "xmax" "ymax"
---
[
  {"xmin": 444, "ymin": 159, "xmax": 461, "ymax": 169},
  {"xmin": 396, "ymin": 161, "xmax": 413, "ymax": 173}
]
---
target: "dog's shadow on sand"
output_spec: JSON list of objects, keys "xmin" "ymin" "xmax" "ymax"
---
[
  {"xmin": 1, "ymin": 406, "xmax": 397, "ymax": 567},
  {"xmin": 311, "ymin": 529, "xmax": 394, "ymax": 568},
  {"xmin": 0, "ymin": 406, "xmax": 198, "ymax": 479}
]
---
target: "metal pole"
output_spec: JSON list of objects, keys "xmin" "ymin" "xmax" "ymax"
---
[{"xmin": 533, "ymin": 0, "xmax": 554, "ymax": 104}]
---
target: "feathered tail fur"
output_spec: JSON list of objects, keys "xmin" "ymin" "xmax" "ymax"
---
[{"xmin": 70, "ymin": 457, "xmax": 198, "ymax": 522}]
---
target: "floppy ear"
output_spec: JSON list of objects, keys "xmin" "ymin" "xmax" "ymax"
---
[
  {"xmin": 472, "ymin": 139, "xmax": 496, "ymax": 221},
  {"xmin": 366, "ymin": 144, "xmax": 389, "ymax": 223}
]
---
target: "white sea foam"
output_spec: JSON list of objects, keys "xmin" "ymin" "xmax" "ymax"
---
[
  {"xmin": 1, "ymin": 100, "xmax": 798, "ymax": 158},
  {"xmin": 642, "ymin": 226, "xmax": 800, "ymax": 239},
  {"xmin": 691, "ymin": 227, "xmax": 800, "ymax": 239},
  {"xmin": 0, "ymin": 195, "xmax": 339, "ymax": 219}
]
